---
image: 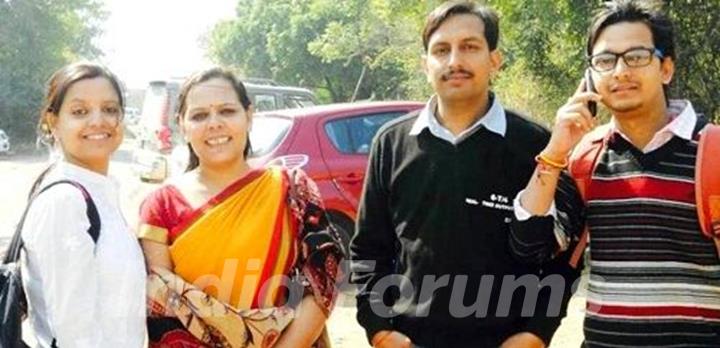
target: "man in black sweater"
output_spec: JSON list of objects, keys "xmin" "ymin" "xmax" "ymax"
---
[{"xmin": 350, "ymin": 1, "xmax": 581, "ymax": 347}]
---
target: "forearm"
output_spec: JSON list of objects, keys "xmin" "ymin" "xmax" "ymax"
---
[
  {"xmin": 521, "ymin": 253, "xmax": 582, "ymax": 345},
  {"xmin": 519, "ymin": 161, "xmax": 563, "ymax": 216},
  {"xmin": 352, "ymin": 137, "xmax": 399, "ymax": 342},
  {"xmin": 509, "ymin": 160, "xmax": 566, "ymax": 265},
  {"xmin": 141, "ymin": 239, "xmax": 173, "ymax": 271},
  {"xmin": 351, "ymin": 236, "xmax": 396, "ymax": 341},
  {"xmin": 522, "ymin": 81, "xmax": 599, "ymax": 216},
  {"xmin": 274, "ymin": 295, "xmax": 327, "ymax": 348}
]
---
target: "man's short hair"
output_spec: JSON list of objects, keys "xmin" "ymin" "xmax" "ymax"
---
[
  {"xmin": 586, "ymin": 0, "xmax": 675, "ymax": 61},
  {"xmin": 422, "ymin": 1, "xmax": 499, "ymax": 52}
]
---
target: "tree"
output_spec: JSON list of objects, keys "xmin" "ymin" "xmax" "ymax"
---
[
  {"xmin": 667, "ymin": 0, "xmax": 720, "ymax": 122},
  {"xmin": 208, "ymin": 0, "xmax": 356, "ymax": 102},
  {"xmin": 307, "ymin": 0, "xmax": 442, "ymax": 101},
  {"xmin": 0, "ymin": 0, "xmax": 105, "ymax": 144},
  {"xmin": 486, "ymin": 0, "xmax": 594, "ymax": 124},
  {"xmin": 207, "ymin": 0, "xmax": 435, "ymax": 103},
  {"xmin": 492, "ymin": 0, "xmax": 720, "ymax": 123},
  {"xmin": 208, "ymin": 0, "xmax": 719, "ymax": 122}
]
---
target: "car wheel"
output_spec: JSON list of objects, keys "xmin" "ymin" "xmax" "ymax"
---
[{"xmin": 327, "ymin": 212, "xmax": 355, "ymax": 293}]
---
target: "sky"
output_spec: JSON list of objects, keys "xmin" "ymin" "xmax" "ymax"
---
[{"xmin": 97, "ymin": 0, "xmax": 237, "ymax": 89}]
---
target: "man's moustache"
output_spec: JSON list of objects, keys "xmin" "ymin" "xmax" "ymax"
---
[{"xmin": 441, "ymin": 70, "xmax": 474, "ymax": 80}]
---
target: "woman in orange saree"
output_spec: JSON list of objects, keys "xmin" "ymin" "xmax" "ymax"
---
[{"xmin": 138, "ymin": 68, "xmax": 344, "ymax": 348}]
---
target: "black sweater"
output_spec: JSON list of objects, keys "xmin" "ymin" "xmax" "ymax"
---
[{"xmin": 350, "ymin": 109, "xmax": 581, "ymax": 347}]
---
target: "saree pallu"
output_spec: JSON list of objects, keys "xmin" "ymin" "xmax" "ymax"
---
[
  {"xmin": 147, "ymin": 267, "xmax": 297, "ymax": 347},
  {"xmin": 141, "ymin": 168, "xmax": 343, "ymax": 348}
]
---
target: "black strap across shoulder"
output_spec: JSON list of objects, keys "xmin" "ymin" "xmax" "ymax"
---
[
  {"xmin": 1, "ymin": 180, "xmax": 101, "ymax": 348},
  {"xmin": 3, "ymin": 179, "xmax": 101, "ymax": 264}
]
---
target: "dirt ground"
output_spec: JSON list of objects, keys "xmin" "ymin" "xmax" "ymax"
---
[{"xmin": 0, "ymin": 142, "xmax": 586, "ymax": 347}]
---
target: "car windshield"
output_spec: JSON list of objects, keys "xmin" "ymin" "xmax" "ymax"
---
[{"xmin": 249, "ymin": 116, "xmax": 293, "ymax": 157}]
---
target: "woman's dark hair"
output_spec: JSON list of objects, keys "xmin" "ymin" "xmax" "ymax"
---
[
  {"xmin": 30, "ymin": 62, "xmax": 124, "ymax": 197},
  {"xmin": 422, "ymin": 0, "xmax": 500, "ymax": 52},
  {"xmin": 175, "ymin": 67, "xmax": 253, "ymax": 172}
]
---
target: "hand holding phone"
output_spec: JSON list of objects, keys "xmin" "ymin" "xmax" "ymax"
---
[
  {"xmin": 543, "ymin": 71, "xmax": 601, "ymax": 160},
  {"xmin": 584, "ymin": 69, "xmax": 598, "ymax": 117}
]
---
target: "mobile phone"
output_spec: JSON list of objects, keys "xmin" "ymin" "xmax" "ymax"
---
[{"xmin": 584, "ymin": 69, "xmax": 597, "ymax": 117}]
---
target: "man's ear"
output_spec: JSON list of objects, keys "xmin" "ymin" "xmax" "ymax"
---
[{"xmin": 660, "ymin": 57, "xmax": 675, "ymax": 85}]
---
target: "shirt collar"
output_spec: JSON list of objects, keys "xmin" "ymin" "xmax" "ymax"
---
[
  {"xmin": 54, "ymin": 160, "xmax": 118, "ymax": 188},
  {"xmin": 610, "ymin": 99, "xmax": 697, "ymax": 141},
  {"xmin": 409, "ymin": 93, "xmax": 507, "ymax": 143},
  {"xmin": 662, "ymin": 99, "xmax": 697, "ymax": 141}
]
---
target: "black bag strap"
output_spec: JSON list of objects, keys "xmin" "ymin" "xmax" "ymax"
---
[{"xmin": 3, "ymin": 180, "xmax": 101, "ymax": 264}]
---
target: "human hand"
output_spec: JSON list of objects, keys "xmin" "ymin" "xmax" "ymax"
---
[
  {"xmin": 499, "ymin": 332, "xmax": 546, "ymax": 348},
  {"xmin": 544, "ymin": 78, "xmax": 602, "ymax": 161},
  {"xmin": 371, "ymin": 330, "xmax": 413, "ymax": 348}
]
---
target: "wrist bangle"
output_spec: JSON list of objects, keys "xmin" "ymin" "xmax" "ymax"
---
[{"xmin": 535, "ymin": 152, "xmax": 568, "ymax": 169}]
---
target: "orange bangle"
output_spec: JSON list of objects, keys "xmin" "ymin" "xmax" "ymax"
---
[{"xmin": 535, "ymin": 152, "xmax": 568, "ymax": 169}]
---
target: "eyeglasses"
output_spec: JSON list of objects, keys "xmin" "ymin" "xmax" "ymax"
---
[{"xmin": 587, "ymin": 47, "xmax": 664, "ymax": 72}]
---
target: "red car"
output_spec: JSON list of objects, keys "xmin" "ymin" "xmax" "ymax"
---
[{"xmin": 248, "ymin": 101, "xmax": 424, "ymax": 247}]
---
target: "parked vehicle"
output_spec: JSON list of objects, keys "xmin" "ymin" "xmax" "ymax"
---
[
  {"xmin": 0, "ymin": 129, "xmax": 10, "ymax": 155},
  {"xmin": 124, "ymin": 106, "xmax": 141, "ymax": 125},
  {"xmin": 136, "ymin": 101, "xmax": 423, "ymax": 250},
  {"xmin": 248, "ymin": 101, "xmax": 424, "ymax": 247}
]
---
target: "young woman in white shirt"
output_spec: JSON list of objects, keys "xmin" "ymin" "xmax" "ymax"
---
[{"xmin": 20, "ymin": 62, "xmax": 146, "ymax": 347}]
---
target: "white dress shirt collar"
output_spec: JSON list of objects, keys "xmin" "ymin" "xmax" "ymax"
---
[
  {"xmin": 409, "ymin": 93, "xmax": 507, "ymax": 144},
  {"xmin": 610, "ymin": 99, "xmax": 697, "ymax": 153},
  {"xmin": 54, "ymin": 160, "xmax": 119, "ymax": 190}
]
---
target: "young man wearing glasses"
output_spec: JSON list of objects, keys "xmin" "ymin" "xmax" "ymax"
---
[{"xmin": 511, "ymin": 0, "xmax": 720, "ymax": 346}]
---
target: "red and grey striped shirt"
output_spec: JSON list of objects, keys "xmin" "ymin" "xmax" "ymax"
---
[{"xmin": 511, "ymin": 100, "xmax": 720, "ymax": 347}]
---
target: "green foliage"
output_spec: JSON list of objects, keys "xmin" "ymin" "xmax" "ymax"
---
[
  {"xmin": 207, "ymin": 0, "xmax": 442, "ymax": 102},
  {"xmin": 666, "ymin": 0, "xmax": 720, "ymax": 122},
  {"xmin": 207, "ymin": 0, "xmax": 719, "ymax": 122},
  {"xmin": 0, "ymin": 0, "xmax": 105, "ymax": 143},
  {"xmin": 487, "ymin": 0, "xmax": 595, "ymax": 123}
]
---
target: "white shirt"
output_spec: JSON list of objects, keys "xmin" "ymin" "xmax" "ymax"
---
[
  {"xmin": 20, "ymin": 161, "xmax": 146, "ymax": 348},
  {"xmin": 611, "ymin": 99, "xmax": 697, "ymax": 153},
  {"xmin": 409, "ymin": 94, "xmax": 507, "ymax": 142}
]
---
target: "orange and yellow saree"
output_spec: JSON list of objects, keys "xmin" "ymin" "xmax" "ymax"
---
[{"xmin": 139, "ymin": 167, "xmax": 343, "ymax": 348}]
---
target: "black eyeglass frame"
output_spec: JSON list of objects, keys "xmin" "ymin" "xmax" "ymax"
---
[{"xmin": 587, "ymin": 47, "xmax": 664, "ymax": 73}]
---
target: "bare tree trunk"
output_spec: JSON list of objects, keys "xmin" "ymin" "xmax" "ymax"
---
[
  {"xmin": 324, "ymin": 75, "xmax": 340, "ymax": 102},
  {"xmin": 350, "ymin": 65, "xmax": 367, "ymax": 102}
]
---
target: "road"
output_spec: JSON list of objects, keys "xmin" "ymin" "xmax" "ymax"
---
[{"xmin": 0, "ymin": 141, "xmax": 586, "ymax": 347}]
